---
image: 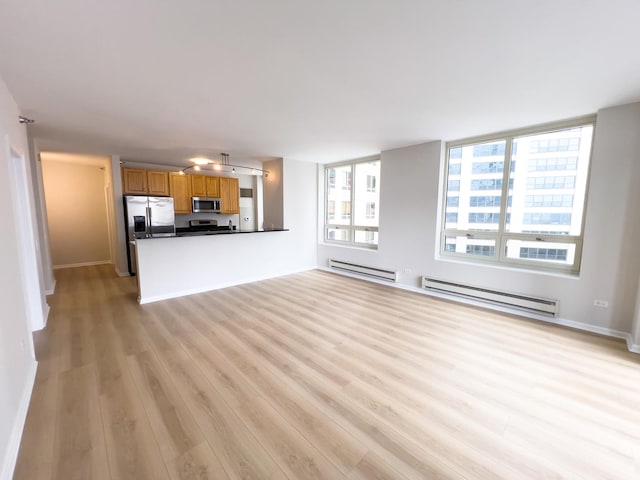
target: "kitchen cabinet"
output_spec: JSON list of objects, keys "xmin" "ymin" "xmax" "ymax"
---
[
  {"xmin": 122, "ymin": 167, "xmax": 170, "ymax": 196},
  {"xmin": 169, "ymin": 172, "xmax": 192, "ymax": 214},
  {"xmin": 220, "ymin": 177, "xmax": 239, "ymax": 214},
  {"xmin": 147, "ymin": 170, "xmax": 170, "ymax": 196},
  {"xmin": 191, "ymin": 174, "xmax": 220, "ymax": 197},
  {"xmin": 205, "ymin": 176, "xmax": 220, "ymax": 197},
  {"xmin": 122, "ymin": 168, "xmax": 147, "ymax": 194},
  {"xmin": 190, "ymin": 174, "xmax": 207, "ymax": 197}
]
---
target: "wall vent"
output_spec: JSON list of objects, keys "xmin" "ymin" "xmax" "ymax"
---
[
  {"xmin": 329, "ymin": 259, "xmax": 398, "ymax": 282},
  {"xmin": 240, "ymin": 188, "xmax": 253, "ymax": 198},
  {"xmin": 421, "ymin": 276, "xmax": 559, "ymax": 316}
]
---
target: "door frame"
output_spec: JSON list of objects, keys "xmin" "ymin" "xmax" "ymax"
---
[{"xmin": 6, "ymin": 134, "xmax": 46, "ymax": 332}]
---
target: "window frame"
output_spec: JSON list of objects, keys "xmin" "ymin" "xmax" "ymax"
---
[
  {"xmin": 324, "ymin": 155, "xmax": 380, "ymax": 249},
  {"xmin": 440, "ymin": 115, "xmax": 595, "ymax": 275}
]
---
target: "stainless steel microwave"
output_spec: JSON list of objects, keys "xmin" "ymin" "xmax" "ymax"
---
[{"xmin": 192, "ymin": 197, "xmax": 221, "ymax": 213}]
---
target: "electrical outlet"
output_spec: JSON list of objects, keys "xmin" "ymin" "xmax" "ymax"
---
[
  {"xmin": 593, "ymin": 299, "xmax": 609, "ymax": 308},
  {"xmin": 403, "ymin": 268, "xmax": 412, "ymax": 275}
]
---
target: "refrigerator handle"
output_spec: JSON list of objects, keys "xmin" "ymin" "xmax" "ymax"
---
[{"xmin": 146, "ymin": 206, "xmax": 152, "ymax": 237}]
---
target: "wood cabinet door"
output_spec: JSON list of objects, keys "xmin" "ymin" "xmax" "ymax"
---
[
  {"xmin": 147, "ymin": 171, "xmax": 170, "ymax": 196},
  {"xmin": 205, "ymin": 176, "xmax": 220, "ymax": 197},
  {"xmin": 122, "ymin": 168, "xmax": 148, "ymax": 194},
  {"xmin": 220, "ymin": 177, "xmax": 239, "ymax": 214},
  {"xmin": 190, "ymin": 175, "xmax": 207, "ymax": 197},
  {"xmin": 169, "ymin": 173, "xmax": 192, "ymax": 214}
]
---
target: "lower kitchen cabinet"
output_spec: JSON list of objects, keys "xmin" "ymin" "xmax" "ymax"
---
[
  {"xmin": 169, "ymin": 172, "xmax": 192, "ymax": 213},
  {"xmin": 220, "ymin": 177, "xmax": 239, "ymax": 214}
]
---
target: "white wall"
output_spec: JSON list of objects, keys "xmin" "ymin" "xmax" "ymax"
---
[
  {"xmin": 41, "ymin": 158, "xmax": 111, "ymax": 268},
  {"xmin": 136, "ymin": 158, "xmax": 316, "ymax": 302},
  {"xmin": 0, "ymin": 74, "xmax": 39, "ymax": 479},
  {"xmin": 318, "ymin": 102, "xmax": 640, "ymax": 339}
]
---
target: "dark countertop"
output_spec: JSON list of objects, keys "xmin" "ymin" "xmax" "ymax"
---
[{"xmin": 138, "ymin": 228, "xmax": 289, "ymax": 239}]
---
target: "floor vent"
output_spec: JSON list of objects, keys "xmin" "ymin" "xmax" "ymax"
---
[
  {"xmin": 421, "ymin": 276, "xmax": 559, "ymax": 316},
  {"xmin": 329, "ymin": 259, "xmax": 398, "ymax": 282}
]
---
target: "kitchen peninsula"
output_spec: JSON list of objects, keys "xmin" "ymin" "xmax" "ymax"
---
[
  {"xmin": 122, "ymin": 157, "xmax": 316, "ymax": 303},
  {"xmin": 135, "ymin": 228, "xmax": 291, "ymax": 303}
]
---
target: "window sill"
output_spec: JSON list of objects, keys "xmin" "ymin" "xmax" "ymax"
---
[
  {"xmin": 319, "ymin": 241, "xmax": 378, "ymax": 252},
  {"xmin": 435, "ymin": 253, "xmax": 580, "ymax": 279}
]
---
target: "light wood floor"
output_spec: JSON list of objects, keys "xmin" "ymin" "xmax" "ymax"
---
[{"xmin": 14, "ymin": 265, "xmax": 640, "ymax": 480}]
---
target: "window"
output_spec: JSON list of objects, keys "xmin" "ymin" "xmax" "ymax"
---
[
  {"xmin": 325, "ymin": 156, "xmax": 380, "ymax": 248},
  {"xmin": 341, "ymin": 201, "xmax": 351, "ymax": 220},
  {"xmin": 441, "ymin": 118, "xmax": 594, "ymax": 273},
  {"xmin": 366, "ymin": 201, "xmax": 376, "ymax": 219},
  {"xmin": 366, "ymin": 175, "xmax": 377, "ymax": 192},
  {"xmin": 342, "ymin": 170, "xmax": 352, "ymax": 190},
  {"xmin": 328, "ymin": 170, "xmax": 336, "ymax": 187},
  {"xmin": 327, "ymin": 200, "xmax": 335, "ymax": 221}
]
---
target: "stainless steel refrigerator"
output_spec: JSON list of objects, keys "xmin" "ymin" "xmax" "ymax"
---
[{"xmin": 124, "ymin": 195, "xmax": 176, "ymax": 275}]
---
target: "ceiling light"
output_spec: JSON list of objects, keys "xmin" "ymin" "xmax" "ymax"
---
[
  {"xmin": 190, "ymin": 157, "xmax": 211, "ymax": 165},
  {"xmin": 213, "ymin": 164, "xmax": 222, "ymax": 171},
  {"xmin": 194, "ymin": 165, "xmax": 201, "ymax": 171}
]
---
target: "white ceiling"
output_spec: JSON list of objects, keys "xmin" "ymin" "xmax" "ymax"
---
[{"xmin": 1, "ymin": 0, "xmax": 639, "ymax": 166}]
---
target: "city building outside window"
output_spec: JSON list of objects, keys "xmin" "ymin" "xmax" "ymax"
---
[
  {"xmin": 441, "ymin": 117, "xmax": 594, "ymax": 273},
  {"xmin": 325, "ymin": 156, "xmax": 380, "ymax": 248}
]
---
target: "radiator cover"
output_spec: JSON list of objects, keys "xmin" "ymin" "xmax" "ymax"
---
[
  {"xmin": 422, "ymin": 276, "xmax": 559, "ymax": 316},
  {"xmin": 329, "ymin": 259, "xmax": 398, "ymax": 282}
]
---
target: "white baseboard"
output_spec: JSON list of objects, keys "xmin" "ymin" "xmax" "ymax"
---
[
  {"xmin": 53, "ymin": 260, "xmax": 111, "ymax": 270},
  {"xmin": 44, "ymin": 278, "xmax": 56, "ymax": 296},
  {"xmin": 318, "ymin": 267, "xmax": 639, "ymax": 354},
  {"xmin": 139, "ymin": 266, "xmax": 316, "ymax": 304},
  {"xmin": 626, "ymin": 336, "xmax": 640, "ymax": 354},
  {"xmin": 0, "ymin": 360, "xmax": 37, "ymax": 480},
  {"xmin": 37, "ymin": 302, "xmax": 50, "ymax": 331}
]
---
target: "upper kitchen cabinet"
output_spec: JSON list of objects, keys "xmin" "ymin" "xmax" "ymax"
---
[
  {"xmin": 122, "ymin": 167, "xmax": 147, "ymax": 194},
  {"xmin": 205, "ymin": 176, "xmax": 220, "ymax": 197},
  {"xmin": 147, "ymin": 170, "xmax": 170, "ymax": 196},
  {"xmin": 220, "ymin": 177, "xmax": 240, "ymax": 214},
  {"xmin": 122, "ymin": 167, "xmax": 170, "ymax": 196},
  {"xmin": 169, "ymin": 172, "xmax": 192, "ymax": 214},
  {"xmin": 191, "ymin": 174, "xmax": 220, "ymax": 197}
]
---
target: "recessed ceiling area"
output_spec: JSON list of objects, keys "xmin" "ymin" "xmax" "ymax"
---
[{"xmin": 1, "ymin": 0, "xmax": 639, "ymax": 165}]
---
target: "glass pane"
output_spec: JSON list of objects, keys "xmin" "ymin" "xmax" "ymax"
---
[
  {"xmin": 445, "ymin": 141, "xmax": 506, "ymax": 232},
  {"xmin": 353, "ymin": 160, "xmax": 381, "ymax": 227},
  {"xmin": 443, "ymin": 235, "xmax": 497, "ymax": 257},
  {"xmin": 507, "ymin": 125, "xmax": 593, "ymax": 235},
  {"xmin": 354, "ymin": 230, "xmax": 378, "ymax": 245},
  {"xmin": 327, "ymin": 227, "xmax": 349, "ymax": 242},
  {"xmin": 505, "ymin": 239, "xmax": 576, "ymax": 266},
  {"xmin": 326, "ymin": 164, "xmax": 352, "ymax": 225}
]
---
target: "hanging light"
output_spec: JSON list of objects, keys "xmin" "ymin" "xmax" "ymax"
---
[{"xmin": 177, "ymin": 153, "xmax": 269, "ymax": 176}]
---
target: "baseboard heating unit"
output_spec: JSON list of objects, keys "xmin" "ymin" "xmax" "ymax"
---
[
  {"xmin": 421, "ymin": 276, "xmax": 559, "ymax": 316},
  {"xmin": 329, "ymin": 259, "xmax": 398, "ymax": 282}
]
